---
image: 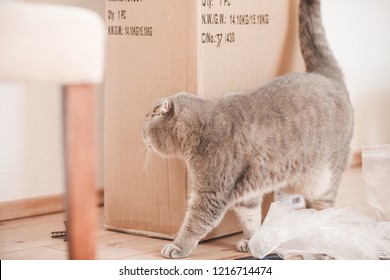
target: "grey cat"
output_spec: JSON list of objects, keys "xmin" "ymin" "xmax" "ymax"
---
[{"xmin": 142, "ymin": 0, "xmax": 353, "ymax": 259}]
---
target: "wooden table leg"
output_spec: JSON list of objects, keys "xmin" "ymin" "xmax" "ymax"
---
[{"xmin": 63, "ymin": 85, "xmax": 97, "ymax": 260}]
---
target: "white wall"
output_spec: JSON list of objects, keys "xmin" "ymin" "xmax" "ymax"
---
[
  {"xmin": 0, "ymin": 85, "xmax": 65, "ymax": 201},
  {"xmin": 322, "ymin": 0, "xmax": 390, "ymax": 149}
]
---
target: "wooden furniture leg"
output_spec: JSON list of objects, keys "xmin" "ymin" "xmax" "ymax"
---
[{"xmin": 63, "ymin": 85, "xmax": 97, "ymax": 260}]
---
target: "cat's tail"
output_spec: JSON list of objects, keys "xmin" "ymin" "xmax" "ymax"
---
[{"xmin": 299, "ymin": 0, "xmax": 344, "ymax": 82}]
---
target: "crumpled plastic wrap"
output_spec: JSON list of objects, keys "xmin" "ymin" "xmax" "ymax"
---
[
  {"xmin": 362, "ymin": 145, "xmax": 390, "ymax": 222},
  {"xmin": 249, "ymin": 201, "xmax": 390, "ymax": 260}
]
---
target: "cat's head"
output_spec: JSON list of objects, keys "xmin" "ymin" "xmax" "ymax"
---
[
  {"xmin": 142, "ymin": 96, "xmax": 179, "ymax": 158},
  {"xmin": 142, "ymin": 93, "xmax": 210, "ymax": 158}
]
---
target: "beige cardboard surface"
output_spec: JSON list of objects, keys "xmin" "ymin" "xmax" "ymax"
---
[{"xmin": 104, "ymin": 0, "xmax": 304, "ymax": 240}]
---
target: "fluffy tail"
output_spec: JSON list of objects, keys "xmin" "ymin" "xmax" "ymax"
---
[{"xmin": 299, "ymin": 0, "xmax": 343, "ymax": 81}]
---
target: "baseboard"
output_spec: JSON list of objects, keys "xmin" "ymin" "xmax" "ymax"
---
[
  {"xmin": 350, "ymin": 150, "xmax": 362, "ymax": 168},
  {"xmin": 0, "ymin": 189, "xmax": 104, "ymax": 222}
]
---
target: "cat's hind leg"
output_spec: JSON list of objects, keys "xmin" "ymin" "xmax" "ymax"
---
[
  {"xmin": 233, "ymin": 196, "xmax": 262, "ymax": 253},
  {"xmin": 305, "ymin": 194, "xmax": 336, "ymax": 210},
  {"xmin": 304, "ymin": 166, "xmax": 340, "ymax": 211}
]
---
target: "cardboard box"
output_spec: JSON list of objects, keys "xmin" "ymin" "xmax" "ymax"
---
[{"xmin": 104, "ymin": 0, "xmax": 304, "ymax": 240}]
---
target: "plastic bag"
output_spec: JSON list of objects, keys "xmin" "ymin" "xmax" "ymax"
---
[
  {"xmin": 362, "ymin": 145, "xmax": 390, "ymax": 222},
  {"xmin": 249, "ymin": 201, "xmax": 390, "ymax": 260}
]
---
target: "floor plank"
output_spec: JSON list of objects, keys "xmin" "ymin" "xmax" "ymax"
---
[
  {"xmin": 0, "ymin": 213, "xmax": 66, "ymax": 255},
  {"xmin": 0, "ymin": 246, "xmax": 67, "ymax": 260}
]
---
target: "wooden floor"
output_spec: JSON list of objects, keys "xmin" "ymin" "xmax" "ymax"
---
[{"xmin": 0, "ymin": 167, "xmax": 374, "ymax": 260}]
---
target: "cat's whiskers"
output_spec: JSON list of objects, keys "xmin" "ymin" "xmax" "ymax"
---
[
  {"xmin": 137, "ymin": 146, "xmax": 147, "ymax": 160},
  {"xmin": 143, "ymin": 148, "xmax": 152, "ymax": 182},
  {"xmin": 136, "ymin": 145, "xmax": 151, "ymax": 181}
]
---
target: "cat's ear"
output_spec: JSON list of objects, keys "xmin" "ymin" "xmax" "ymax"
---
[{"xmin": 153, "ymin": 99, "xmax": 173, "ymax": 116}]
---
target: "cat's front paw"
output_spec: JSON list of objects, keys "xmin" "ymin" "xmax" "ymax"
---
[
  {"xmin": 236, "ymin": 239, "xmax": 251, "ymax": 253},
  {"xmin": 161, "ymin": 243, "xmax": 191, "ymax": 259}
]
